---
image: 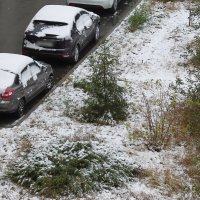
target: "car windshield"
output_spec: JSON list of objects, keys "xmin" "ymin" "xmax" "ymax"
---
[
  {"xmin": 33, "ymin": 20, "xmax": 68, "ymax": 26},
  {"xmin": 0, "ymin": 69, "xmax": 15, "ymax": 90}
]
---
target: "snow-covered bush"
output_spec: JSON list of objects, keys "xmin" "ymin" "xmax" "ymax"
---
[
  {"xmin": 173, "ymin": 36, "xmax": 200, "ymax": 196},
  {"xmin": 176, "ymin": 37, "xmax": 200, "ymax": 139},
  {"xmin": 136, "ymin": 81, "xmax": 181, "ymax": 151},
  {"xmin": 6, "ymin": 142, "xmax": 140, "ymax": 198},
  {"xmin": 189, "ymin": 0, "xmax": 200, "ymax": 28},
  {"xmin": 128, "ymin": 4, "xmax": 151, "ymax": 32},
  {"xmin": 74, "ymin": 44, "xmax": 128, "ymax": 124}
]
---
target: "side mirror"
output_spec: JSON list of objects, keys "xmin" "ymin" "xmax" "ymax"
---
[
  {"xmin": 42, "ymin": 66, "xmax": 47, "ymax": 72},
  {"xmin": 91, "ymin": 15, "xmax": 95, "ymax": 21}
]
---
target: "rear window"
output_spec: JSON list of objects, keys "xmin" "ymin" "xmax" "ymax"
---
[
  {"xmin": 0, "ymin": 69, "xmax": 15, "ymax": 88},
  {"xmin": 33, "ymin": 20, "xmax": 68, "ymax": 26}
]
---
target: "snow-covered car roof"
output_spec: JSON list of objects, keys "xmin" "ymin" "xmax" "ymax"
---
[
  {"xmin": 0, "ymin": 53, "xmax": 33, "ymax": 74},
  {"xmin": 33, "ymin": 5, "xmax": 83, "ymax": 24},
  {"xmin": 26, "ymin": 5, "xmax": 86, "ymax": 40}
]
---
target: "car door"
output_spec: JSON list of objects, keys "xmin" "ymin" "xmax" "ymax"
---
[
  {"xmin": 79, "ymin": 11, "xmax": 94, "ymax": 46},
  {"xmin": 29, "ymin": 61, "xmax": 46, "ymax": 95},
  {"xmin": 20, "ymin": 65, "xmax": 36, "ymax": 102},
  {"xmin": 75, "ymin": 12, "xmax": 87, "ymax": 48}
]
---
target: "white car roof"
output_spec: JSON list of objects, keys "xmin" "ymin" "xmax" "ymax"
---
[
  {"xmin": 0, "ymin": 53, "xmax": 33, "ymax": 74},
  {"xmin": 33, "ymin": 5, "xmax": 83, "ymax": 24}
]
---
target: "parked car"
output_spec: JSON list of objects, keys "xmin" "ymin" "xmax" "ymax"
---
[
  {"xmin": 22, "ymin": 5, "xmax": 100, "ymax": 63},
  {"xmin": 66, "ymin": 0, "xmax": 120, "ymax": 13},
  {"xmin": 0, "ymin": 53, "xmax": 54, "ymax": 118}
]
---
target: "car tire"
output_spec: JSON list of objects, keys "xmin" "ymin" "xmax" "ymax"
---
[
  {"xmin": 94, "ymin": 24, "xmax": 100, "ymax": 43},
  {"xmin": 16, "ymin": 98, "xmax": 25, "ymax": 118},
  {"xmin": 110, "ymin": 0, "xmax": 118, "ymax": 13},
  {"xmin": 45, "ymin": 74, "xmax": 54, "ymax": 92},
  {"xmin": 72, "ymin": 45, "xmax": 79, "ymax": 64}
]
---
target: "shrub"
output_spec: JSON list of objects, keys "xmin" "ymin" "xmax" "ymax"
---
[
  {"xmin": 138, "ymin": 81, "xmax": 181, "ymax": 151},
  {"xmin": 174, "ymin": 36, "xmax": 200, "ymax": 197},
  {"xmin": 182, "ymin": 101, "xmax": 200, "ymax": 140},
  {"xmin": 175, "ymin": 37, "xmax": 200, "ymax": 140},
  {"xmin": 187, "ymin": 42, "xmax": 200, "ymax": 137},
  {"xmin": 74, "ymin": 44, "xmax": 128, "ymax": 124},
  {"xmin": 189, "ymin": 0, "xmax": 200, "ymax": 28},
  {"xmin": 128, "ymin": 5, "xmax": 150, "ymax": 32},
  {"xmin": 180, "ymin": 149, "xmax": 200, "ymax": 197},
  {"xmin": 188, "ymin": 37, "xmax": 200, "ymax": 70},
  {"xmin": 6, "ymin": 142, "xmax": 140, "ymax": 198}
]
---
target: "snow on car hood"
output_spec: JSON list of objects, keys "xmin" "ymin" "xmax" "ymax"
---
[{"xmin": 0, "ymin": 70, "xmax": 15, "ymax": 94}]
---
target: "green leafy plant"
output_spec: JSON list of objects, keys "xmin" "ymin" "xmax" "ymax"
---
[
  {"xmin": 128, "ymin": 5, "xmax": 150, "ymax": 32},
  {"xmin": 74, "ymin": 44, "xmax": 128, "ymax": 124},
  {"xmin": 6, "ymin": 142, "xmax": 140, "ymax": 198}
]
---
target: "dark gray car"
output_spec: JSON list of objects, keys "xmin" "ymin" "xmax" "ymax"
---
[
  {"xmin": 0, "ymin": 53, "xmax": 54, "ymax": 117},
  {"xmin": 22, "ymin": 5, "xmax": 100, "ymax": 63}
]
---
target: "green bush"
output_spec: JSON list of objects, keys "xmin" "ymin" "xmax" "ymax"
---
[
  {"xmin": 6, "ymin": 142, "xmax": 140, "ymax": 198},
  {"xmin": 194, "ymin": 155, "xmax": 200, "ymax": 196},
  {"xmin": 128, "ymin": 5, "xmax": 150, "ymax": 32},
  {"xmin": 181, "ymin": 38, "xmax": 200, "ymax": 141},
  {"xmin": 191, "ymin": 0, "xmax": 200, "ymax": 28},
  {"xmin": 187, "ymin": 38, "xmax": 200, "ymax": 69},
  {"xmin": 175, "ymin": 37, "xmax": 200, "ymax": 139},
  {"xmin": 183, "ymin": 101, "xmax": 200, "ymax": 139},
  {"xmin": 174, "ymin": 36, "xmax": 200, "ymax": 196},
  {"xmin": 74, "ymin": 44, "xmax": 128, "ymax": 124}
]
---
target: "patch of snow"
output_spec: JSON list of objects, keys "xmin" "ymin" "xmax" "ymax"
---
[
  {"xmin": 0, "ymin": 1, "xmax": 199, "ymax": 200},
  {"xmin": 34, "ymin": 24, "xmax": 72, "ymax": 40},
  {"xmin": 33, "ymin": 5, "xmax": 81, "ymax": 24}
]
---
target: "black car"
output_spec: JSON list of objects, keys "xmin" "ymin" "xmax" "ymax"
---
[
  {"xmin": 22, "ymin": 5, "xmax": 100, "ymax": 63},
  {"xmin": 0, "ymin": 53, "xmax": 54, "ymax": 117}
]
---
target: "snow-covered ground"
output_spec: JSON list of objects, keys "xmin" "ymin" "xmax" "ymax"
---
[{"xmin": 0, "ymin": 1, "xmax": 199, "ymax": 199}]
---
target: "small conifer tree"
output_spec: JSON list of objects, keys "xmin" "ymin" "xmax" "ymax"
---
[{"xmin": 74, "ymin": 44, "xmax": 128, "ymax": 124}]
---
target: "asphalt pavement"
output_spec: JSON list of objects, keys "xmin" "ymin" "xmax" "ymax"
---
[{"xmin": 0, "ymin": 0, "xmax": 139, "ymax": 127}]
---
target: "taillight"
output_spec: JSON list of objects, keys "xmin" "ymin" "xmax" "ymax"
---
[{"xmin": 1, "ymin": 89, "xmax": 14, "ymax": 99}]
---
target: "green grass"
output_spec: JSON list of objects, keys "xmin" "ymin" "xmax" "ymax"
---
[
  {"xmin": 128, "ymin": 5, "xmax": 150, "ymax": 32},
  {"xmin": 6, "ymin": 142, "xmax": 140, "ymax": 198}
]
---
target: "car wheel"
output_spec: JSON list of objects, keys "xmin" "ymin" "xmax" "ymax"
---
[
  {"xmin": 94, "ymin": 25, "xmax": 100, "ymax": 43},
  {"xmin": 45, "ymin": 75, "xmax": 54, "ymax": 92},
  {"xmin": 16, "ymin": 98, "xmax": 25, "ymax": 118},
  {"xmin": 110, "ymin": 0, "xmax": 118, "ymax": 13},
  {"xmin": 72, "ymin": 45, "xmax": 79, "ymax": 64}
]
